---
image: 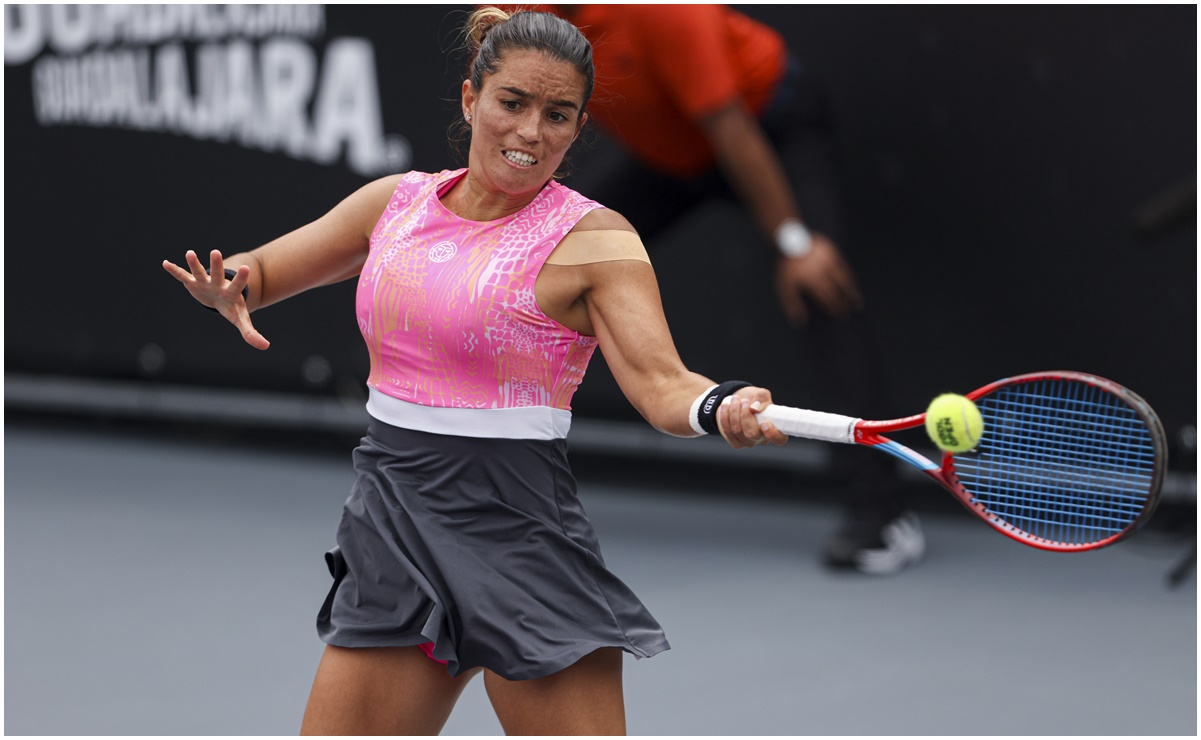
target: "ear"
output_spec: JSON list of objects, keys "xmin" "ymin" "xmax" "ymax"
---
[
  {"xmin": 461, "ymin": 79, "xmax": 476, "ymax": 120},
  {"xmin": 573, "ymin": 111, "xmax": 588, "ymax": 142}
]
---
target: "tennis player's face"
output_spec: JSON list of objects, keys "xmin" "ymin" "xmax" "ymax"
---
[{"xmin": 463, "ymin": 49, "xmax": 588, "ymax": 199}]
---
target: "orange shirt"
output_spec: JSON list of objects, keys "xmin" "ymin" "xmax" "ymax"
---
[{"xmin": 559, "ymin": 4, "xmax": 788, "ymax": 177}]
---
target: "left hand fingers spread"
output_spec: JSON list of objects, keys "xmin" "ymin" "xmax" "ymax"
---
[
  {"xmin": 184, "ymin": 250, "xmax": 208, "ymax": 279},
  {"xmin": 209, "ymin": 250, "xmax": 226, "ymax": 279},
  {"xmin": 162, "ymin": 259, "xmax": 193, "ymax": 283},
  {"xmin": 228, "ymin": 264, "xmax": 249, "ymax": 294}
]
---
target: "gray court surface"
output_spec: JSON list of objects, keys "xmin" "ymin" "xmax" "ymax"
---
[{"xmin": 4, "ymin": 418, "xmax": 1196, "ymax": 736}]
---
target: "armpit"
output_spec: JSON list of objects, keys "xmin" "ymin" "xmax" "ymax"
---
[{"xmin": 546, "ymin": 230, "xmax": 652, "ymax": 266}]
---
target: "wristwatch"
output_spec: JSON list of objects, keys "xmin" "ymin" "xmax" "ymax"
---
[{"xmin": 774, "ymin": 219, "xmax": 813, "ymax": 258}]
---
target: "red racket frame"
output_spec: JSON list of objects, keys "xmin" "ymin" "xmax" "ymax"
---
[{"xmin": 848, "ymin": 371, "xmax": 1166, "ymax": 552}]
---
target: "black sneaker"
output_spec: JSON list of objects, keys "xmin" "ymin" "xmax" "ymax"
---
[{"xmin": 823, "ymin": 511, "xmax": 925, "ymax": 575}]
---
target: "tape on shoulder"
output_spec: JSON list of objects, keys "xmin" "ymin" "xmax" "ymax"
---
[{"xmin": 546, "ymin": 230, "xmax": 651, "ymax": 266}]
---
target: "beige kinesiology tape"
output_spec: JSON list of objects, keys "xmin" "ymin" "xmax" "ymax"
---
[{"xmin": 546, "ymin": 230, "xmax": 652, "ymax": 266}]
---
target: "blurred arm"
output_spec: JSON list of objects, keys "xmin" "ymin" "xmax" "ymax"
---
[
  {"xmin": 699, "ymin": 99, "xmax": 800, "ymax": 242},
  {"xmin": 699, "ymin": 101, "xmax": 862, "ymax": 324}
]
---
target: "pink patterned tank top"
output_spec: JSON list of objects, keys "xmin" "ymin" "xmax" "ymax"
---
[{"xmin": 356, "ymin": 169, "xmax": 601, "ymax": 439}]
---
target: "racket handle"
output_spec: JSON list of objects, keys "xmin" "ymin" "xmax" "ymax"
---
[{"xmin": 758, "ymin": 404, "xmax": 860, "ymax": 444}]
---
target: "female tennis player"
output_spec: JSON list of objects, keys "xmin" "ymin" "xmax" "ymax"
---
[{"xmin": 163, "ymin": 8, "xmax": 785, "ymax": 735}]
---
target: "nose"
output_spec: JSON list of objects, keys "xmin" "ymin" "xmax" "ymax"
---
[{"xmin": 516, "ymin": 109, "xmax": 541, "ymax": 143}]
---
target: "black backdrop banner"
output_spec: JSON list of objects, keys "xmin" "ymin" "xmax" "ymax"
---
[{"xmin": 4, "ymin": 5, "xmax": 1196, "ymax": 465}]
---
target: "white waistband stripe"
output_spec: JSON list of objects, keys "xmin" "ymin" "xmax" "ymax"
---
[{"xmin": 366, "ymin": 387, "xmax": 572, "ymax": 440}]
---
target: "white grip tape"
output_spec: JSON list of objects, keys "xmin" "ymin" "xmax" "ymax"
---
[{"xmin": 758, "ymin": 404, "xmax": 859, "ymax": 444}]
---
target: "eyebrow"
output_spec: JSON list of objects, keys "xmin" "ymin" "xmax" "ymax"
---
[{"xmin": 499, "ymin": 85, "xmax": 580, "ymax": 110}]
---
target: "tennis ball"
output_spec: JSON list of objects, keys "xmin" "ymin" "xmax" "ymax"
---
[{"xmin": 925, "ymin": 393, "xmax": 984, "ymax": 453}]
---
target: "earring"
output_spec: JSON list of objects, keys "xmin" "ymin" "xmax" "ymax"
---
[{"xmin": 465, "ymin": 113, "xmax": 472, "ymax": 122}]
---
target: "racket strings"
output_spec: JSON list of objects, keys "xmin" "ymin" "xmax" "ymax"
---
[
  {"xmin": 969, "ymin": 404, "xmax": 1155, "ymax": 496},
  {"xmin": 952, "ymin": 379, "xmax": 1157, "ymax": 546}
]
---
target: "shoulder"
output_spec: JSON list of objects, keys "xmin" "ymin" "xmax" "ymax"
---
[
  {"xmin": 571, "ymin": 207, "xmax": 637, "ymax": 234},
  {"xmin": 359, "ymin": 173, "xmax": 407, "ymax": 196},
  {"xmin": 344, "ymin": 174, "xmax": 406, "ymax": 213},
  {"xmin": 349, "ymin": 169, "xmax": 446, "ymax": 211},
  {"xmin": 332, "ymin": 172, "xmax": 428, "ymax": 236},
  {"xmin": 352, "ymin": 171, "xmax": 436, "ymax": 200},
  {"xmin": 549, "ymin": 209, "xmax": 650, "ymax": 267},
  {"xmin": 368, "ymin": 169, "xmax": 451, "ymax": 195}
]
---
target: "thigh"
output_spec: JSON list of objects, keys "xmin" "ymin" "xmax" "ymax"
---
[
  {"xmin": 483, "ymin": 647, "xmax": 626, "ymax": 736},
  {"xmin": 300, "ymin": 644, "xmax": 479, "ymax": 736}
]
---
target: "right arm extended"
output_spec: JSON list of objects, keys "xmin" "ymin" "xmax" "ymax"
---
[{"xmin": 161, "ymin": 174, "xmax": 401, "ymax": 350}]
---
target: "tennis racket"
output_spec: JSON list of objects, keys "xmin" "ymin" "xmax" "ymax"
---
[{"xmin": 758, "ymin": 371, "xmax": 1166, "ymax": 552}]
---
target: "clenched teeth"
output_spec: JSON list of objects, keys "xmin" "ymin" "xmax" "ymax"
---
[{"xmin": 503, "ymin": 150, "xmax": 537, "ymax": 166}]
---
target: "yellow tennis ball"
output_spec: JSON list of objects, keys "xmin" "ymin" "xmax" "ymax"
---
[{"xmin": 925, "ymin": 393, "xmax": 984, "ymax": 453}]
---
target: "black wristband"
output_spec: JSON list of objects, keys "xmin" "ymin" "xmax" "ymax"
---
[
  {"xmin": 695, "ymin": 380, "xmax": 753, "ymax": 435},
  {"xmin": 204, "ymin": 268, "xmax": 248, "ymax": 312}
]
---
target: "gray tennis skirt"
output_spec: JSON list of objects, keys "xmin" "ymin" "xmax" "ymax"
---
[{"xmin": 316, "ymin": 419, "xmax": 670, "ymax": 680}]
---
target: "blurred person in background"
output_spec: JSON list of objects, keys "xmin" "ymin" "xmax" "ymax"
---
[
  {"xmin": 165, "ymin": 7, "xmax": 787, "ymax": 734},
  {"xmin": 526, "ymin": 3, "xmax": 924, "ymax": 575}
]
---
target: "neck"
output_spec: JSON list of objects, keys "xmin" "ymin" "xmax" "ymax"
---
[{"xmin": 441, "ymin": 170, "xmax": 547, "ymax": 222}]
